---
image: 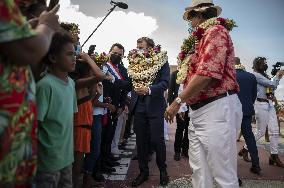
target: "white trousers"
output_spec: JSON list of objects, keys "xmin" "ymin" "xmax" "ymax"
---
[
  {"xmin": 164, "ymin": 119, "xmax": 169, "ymax": 139},
  {"xmin": 254, "ymin": 101, "xmax": 279, "ymax": 154},
  {"xmin": 188, "ymin": 94, "xmax": 242, "ymax": 188},
  {"xmin": 111, "ymin": 111, "xmax": 127, "ymax": 154}
]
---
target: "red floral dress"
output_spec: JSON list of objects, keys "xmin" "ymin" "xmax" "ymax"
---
[
  {"xmin": 0, "ymin": 0, "xmax": 37, "ymax": 187},
  {"xmin": 185, "ymin": 25, "xmax": 239, "ymax": 105}
]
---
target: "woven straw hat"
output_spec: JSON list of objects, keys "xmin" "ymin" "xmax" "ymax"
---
[{"xmin": 183, "ymin": 0, "xmax": 222, "ymax": 21}]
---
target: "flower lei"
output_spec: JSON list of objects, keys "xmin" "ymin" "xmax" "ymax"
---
[
  {"xmin": 127, "ymin": 45, "xmax": 168, "ymax": 89},
  {"xmin": 61, "ymin": 22, "xmax": 80, "ymax": 36},
  {"xmin": 92, "ymin": 52, "xmax": 109, "ymax": 65},
  {"xmin": 235, "ymin": 64, "xmax": 246, "ymax": 71},
  {"xmin": 176, "ymin": 17, "xmax": 237, "ymax": 84}
]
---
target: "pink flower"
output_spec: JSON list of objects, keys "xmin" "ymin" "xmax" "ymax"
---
[
  {"xmin": 178, "ymin": 51, "xmax": 186, "ymax": 61},
  {"xmin": 193, "ymin": 27, "xmax": 204, "ymax": 41},
  {"xmin": 217, "ymin": 17, "xmax": 226, "ymax": 26},
  {"xmin": 154, "ymin": 45, "xmax": 161, "ymax": 53}
]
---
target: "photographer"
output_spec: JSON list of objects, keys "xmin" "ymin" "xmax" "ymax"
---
[{"xmin": 245, "ymin": 57, "xmax": 284, "ymax": 168}]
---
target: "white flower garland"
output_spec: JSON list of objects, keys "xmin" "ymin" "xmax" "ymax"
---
[{"xmin": 128, "ymin": 50, "xmax": 168, "ymax": 89}]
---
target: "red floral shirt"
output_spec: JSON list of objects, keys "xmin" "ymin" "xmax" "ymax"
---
[{"xmin": 185, "ymin": 25, "xmax": 239, "ymax": 105}]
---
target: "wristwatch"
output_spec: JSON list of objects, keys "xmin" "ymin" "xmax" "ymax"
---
[{"xmin": 175, "ymin": 97, "xmax": 182, "ymax": 105}]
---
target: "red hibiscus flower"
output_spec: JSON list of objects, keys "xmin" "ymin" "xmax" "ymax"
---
[
  {"xmin": 217, "ymin": 17, "xmax": 226, "ymax": 26},
  {"xmin": 193, "ymin": 27, "xmax": 204, "ymax": 41},
  {"xmin": 178, "ymin": 51, "xmax": 186, "ymax": 61}
]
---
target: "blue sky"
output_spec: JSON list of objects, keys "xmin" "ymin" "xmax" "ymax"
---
[{"xmin": 66, "ymin": 0, "xmax": 284, "ymax": 98}]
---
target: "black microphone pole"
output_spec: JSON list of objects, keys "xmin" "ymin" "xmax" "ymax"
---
[{"xmin": 82, "ymin": 5, "xmax": 117, "ymax": 48}]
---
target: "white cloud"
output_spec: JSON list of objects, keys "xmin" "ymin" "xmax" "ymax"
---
[{"xmin": 58, "ymin": 0, "xmax": 158, "ymax": 66}]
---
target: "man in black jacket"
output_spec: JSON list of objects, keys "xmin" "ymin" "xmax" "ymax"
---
[
  {"xmin": 129, "ymin": 37, "xmax": 170, "ymax": 187},
  {"xmin": 235, "ymin": 57, "xmax": 261, "ymax": 174},
  {"xmin": 101, "ymin": 43, "xmax": 131, "ymax": 171}
]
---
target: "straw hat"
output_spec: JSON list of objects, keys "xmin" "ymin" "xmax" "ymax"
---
[{"xmin": 183, "ymin": 0, "xmax": 222, "ymax": 21}]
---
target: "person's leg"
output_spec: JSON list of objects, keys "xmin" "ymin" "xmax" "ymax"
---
[
  {"xmin": 182, "ymin": 112, "xmax": 189, "ymax": 157},
  {"xmin": 73, "ymin": 151, "xmax": 84, "ymax": 188},
  {"xmin": 190, "ymin": 95, "xmax": 241, "ymax": 188},
  {"xmin": 83, "ymin": 115, "xmax": 103, "ymax": 175},
  {"xmin": 241, "ymin": 116, "xmax": 260, "ymax": 167},
  {"xmin": 106, "ymin": 114, "xmax": 118, "ymax": 157},
  {"xmin": 111, "ymin": 113, "xmax": 124, "ymax": 154},
  {"xmin": 174, "ymin": 114, "xmax": 184, "ymax": 155},
  {"xmin": 58, "ymin": 165, "xmax": 73, "ymax": 188},
  {"xmin": 268, "ymin": 106, "xmax": 280, "ymax": 155},
  {"xmin": 149, "ymin": 116, "xmax": 167, "ymax": 171},
  {"xmin": 254, "ymin": 103, "xmax": 269, "ymax": 142},
  {"xmin": 35, "ymin": 171, "xmax": 60, "ymax": 188},
  {"xmin": 163, "ymin": 119, "xmax": 169, "ymax": 141},
  {"xmin": 134, "ymin": 112, "xmax": 149, "ymax": 175},
  {"xmin": 188, "ymin": 122, "xmax": 213, "ymax": 188}
]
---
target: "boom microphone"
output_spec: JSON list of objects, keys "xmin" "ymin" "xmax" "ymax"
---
[{"xmin": 110, "ymin": 1, "xmax": 128, "ymax": 9}]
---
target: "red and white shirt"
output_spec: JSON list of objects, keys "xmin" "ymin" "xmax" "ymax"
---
[{"xmin": 185, "ymin": 25, "xmax": 239, "ymax": 105}]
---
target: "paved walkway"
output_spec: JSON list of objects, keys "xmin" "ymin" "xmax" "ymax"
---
[{"xmin": 104, "ymin": 122, "xmax": 284, "ymax": 188}]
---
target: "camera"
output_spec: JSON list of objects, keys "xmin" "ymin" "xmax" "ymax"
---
[
  {"xmin": 88, "ymin": 45, "xmax": 96, "ymax": 55},
  {"xmin": 271, "ymin": 62, "xmax": 284, "ymax": 76}
]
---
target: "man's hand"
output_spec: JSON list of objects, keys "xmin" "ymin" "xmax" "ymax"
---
[
  {"xmin": 178, "ymin": 112, "xmax": 185, "ymax": 121},
  {"xmin": 105, "ymin": 72, "xmax": 115, "ymax": 82},
  {"xmin": 135, "ymin": 87, "xmax": 149, "ymax": 96},
  {"xmin": 276, "ymin": 70, "xmax": 284, "ymax": 79},
  {"xmin": 79, "ymin": 53, "xmax": 92, "ymax": 63},
  {"xmin": 38, "ymin": 4, "xmax": 60, "ymax": 31},
  {"xmin": 107, "ymin": 104, "xmax": 116, "ymax": 113},
  {"xmin": 117, "ymin": 108, "xmax": 124, "ymax": 116},
  {"xmin": 165, "ymin": 101, "xmax": 181, "ymax": 124}
]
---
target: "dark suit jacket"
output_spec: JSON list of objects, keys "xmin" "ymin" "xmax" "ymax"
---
[
  {"xmin": 103, "ymin": 63, "xmax": 131, "ymax": 109},
  {"xmin": 129, "ymin": 62, "xmax": 170, "ymax": 117},
  {"xmin": 236, "ymin": 69, "xmax": 257, "ymax": 116},
  {"xmin": 167, "ymin": 70, "xmax": 179, "ymax": 104}
]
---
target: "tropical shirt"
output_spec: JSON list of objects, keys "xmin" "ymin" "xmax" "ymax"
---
[
  {"xmin": 0, "ymin": 0, "xmax": 37, "ymax": 187},
  {"xmin": 185, "ymin": 25, "xmax": 239, "ymax": 105}
]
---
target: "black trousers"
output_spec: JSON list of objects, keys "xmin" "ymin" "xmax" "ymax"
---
[
  {"xmin": 241, "ymin": 115, "xmax": 260, "ymax": 167},
  {"xmin": 101, "ymin": 112, "xmax": 118, "ymax": 162},
  {"xmin": 134, "ymin": 111, "xmax": 167, "ymax": 175},
  {"xmin": 123, "ymin": 112, "xmax": 133, "ymax": 139},
  {"xmin": 174, "ymin": 111, "xmax": 189, "ymax": 154}
]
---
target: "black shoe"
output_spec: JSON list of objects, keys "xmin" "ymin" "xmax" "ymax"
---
[
  {"xmin": 174, "ymin": 153, "xmax": 181, "ymax": 161},
  {"xmin": 132, "ymin": 155, "xmax": 138, "ymax": 160},
  {"xmin": 160, "ymin": 170, "xmax": 169, "ymax": 186},
  {"xmin": 105, "ymin": 159, "xmax": 120, "ymax": 167},
  {"xmin": 238, "ymin": 178, "xmax": 243, "ymax": 187},
  {"xmin": 118, "ymin": 145, "xmax": 126, "ymax": 150},
  {"xmin": 131, "ymin": 173, "xmax": 148, "ymax": 187},
  {"xmin": 101, "ymin": 165, "xmax": 116, "ymax": 173},
  {"xmin": 182, "ymin": 151, "xmax": 189, "ymax": 158},
  {"xmin": 92, "ymin": 172, "xmax": 106, "ymax": 182},
  {"xmin": 250, "ymin": 165, "xmax": 261, "ymax": 175},
  {"xmin": 109, "ymin": 154, "xmax": 121, "ymax": 161},
  {"xmin": 148, "ymin": 154, "xmax": 152, "ymax": 162}
]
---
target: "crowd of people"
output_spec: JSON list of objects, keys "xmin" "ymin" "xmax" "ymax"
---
[{"xmin": 0, "ymin": 0, "xmax": 284, "ymax": 188}]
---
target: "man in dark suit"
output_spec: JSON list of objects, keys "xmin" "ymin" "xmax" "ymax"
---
[
  {"xmin": 235, "ymin": 57, "xmax": 261, "ymax": 174},
  {"xmin": 101, "ymin": 43, "xmax": 132, "ymax": 172},
  {"xmin": 168, "ymin": 70, "xmax": 189, "ymax": 161},
  {"xmin": 130, "ymin": 37, "xmax": 170, "ymax": 187}
]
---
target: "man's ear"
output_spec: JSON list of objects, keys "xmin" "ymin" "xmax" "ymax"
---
[{"xmin": 48, "ymin": 54, "xmax": 57, "ymax": 64}]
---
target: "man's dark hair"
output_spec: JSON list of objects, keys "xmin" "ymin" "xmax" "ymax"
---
[
  {"xmin": 43, "ymin": 31, "xmax": 74, "ymax": 65},
  {"xmin": 109, "ymin": 43, "xmax": 125, "ymax": 54},
  {"xmin": 137, "ymin": 37, "xmax": 155, "ymax": 48},
  {"xmin": 253, "ymin": 57, "xmax": 266, "ymax": 71}
]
